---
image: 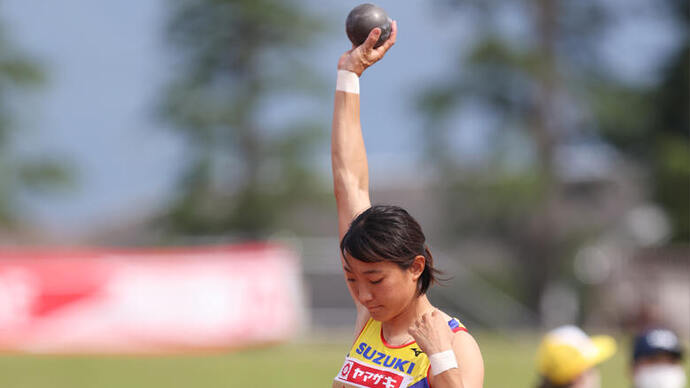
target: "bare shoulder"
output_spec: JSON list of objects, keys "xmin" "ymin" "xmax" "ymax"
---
[
  {"xmin": 436, "ymin": 308, "xmax": 479, "ymax": 352},
  {"xmin": 435, "ymin": 308, "xmax": 465, "ymax": 331},
  {"xmin": 436, "ymin": 309, "xmax": 453, "ymax": 321},
  {"xmin": 453, "ymin": 329, "xmax": 481, "ymax": 352}
]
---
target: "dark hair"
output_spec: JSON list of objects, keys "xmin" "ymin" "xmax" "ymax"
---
[{"xmin": 340, "ymin": 205, "xmax": 441, "ymax": 295}]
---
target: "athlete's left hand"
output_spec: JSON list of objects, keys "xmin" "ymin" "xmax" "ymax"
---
[{"xmin": 408, "ymin": 309, "xmax": 454, "ymax": 355}]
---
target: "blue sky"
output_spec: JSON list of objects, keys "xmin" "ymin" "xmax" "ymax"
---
[{"xmin": 2, "ymin": 1, "xmax": 677, "ymax": 238}]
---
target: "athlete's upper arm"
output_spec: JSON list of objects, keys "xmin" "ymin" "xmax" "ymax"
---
[
  {"xmin": 352, "ymin": 303, "xmax": 371, "ymax": 339},
  {"xmin": 340, "ymin": 253, "xmax": 371, "ymax": 338},
  {"xmin": 336, "ymin": 188, "xmax": 370, "ymax": 241},
  {"xmin": 451, "ymin": 331, "xmax": 484, "ymax": 388}
]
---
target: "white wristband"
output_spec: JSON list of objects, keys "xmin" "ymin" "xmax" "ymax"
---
[
  {"xmin": 336, "ymin": 70, "xmax": 359, "ymax": 94},
  {"xmin": 429, "ymin": 350, "xmax": 458, "ymax": 377}
]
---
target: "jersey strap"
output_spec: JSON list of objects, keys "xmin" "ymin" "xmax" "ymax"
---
[{"xmin": 448, "ymin": 318, "xmax": 468, "ymax": 333}]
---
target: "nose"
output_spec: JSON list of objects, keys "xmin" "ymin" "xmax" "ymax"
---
[{"xmin": 357, "ymin": 283, "xmax": 374, "ymax": 304}]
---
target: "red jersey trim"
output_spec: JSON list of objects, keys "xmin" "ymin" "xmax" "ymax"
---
[
  {"xmin": 427, "ymin": 364, "xmax": 432, "ymax": 388},
  {"xmin": 379, "ymin": 326, "xmax": 417, "ymax": 349}
]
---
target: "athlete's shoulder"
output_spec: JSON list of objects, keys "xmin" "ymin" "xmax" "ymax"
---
[{"xmin": 436, "ymin": 309, "xmax": 469, "ymax": 333}]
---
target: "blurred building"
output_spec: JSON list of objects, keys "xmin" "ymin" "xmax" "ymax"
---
[{"xmin": 598, "ymin": 246, "xmax": 689, "ymax": 337}]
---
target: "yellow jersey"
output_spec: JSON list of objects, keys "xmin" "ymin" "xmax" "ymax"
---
[{"xmin": 334, "ymin": 317, "xmax": 467, "ymax": 388}]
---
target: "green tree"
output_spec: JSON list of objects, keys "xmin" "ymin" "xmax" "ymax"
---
[
  {"xmin": 593, "ymin": 0, "xmax": 689, "ymax": 241},
  {"xmin": 0, "ymin": 18, "xmax": 71, "ymax": 230},
  {"xmin": 159, "ymin": 0, "xmax": 327, "ymax": 239},
  {"xmin": 418, "ymin": 0, "xmax": 687, "ymax": 317}
]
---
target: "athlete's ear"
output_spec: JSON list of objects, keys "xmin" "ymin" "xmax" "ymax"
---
[{"xmin": 409, "ymin": 255, "xmax": 425, "ymax": 280}]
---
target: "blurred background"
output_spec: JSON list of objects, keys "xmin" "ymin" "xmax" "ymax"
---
[{"xmin": 0, "ymin": 0, "xmax": 687, "ymax": 387}]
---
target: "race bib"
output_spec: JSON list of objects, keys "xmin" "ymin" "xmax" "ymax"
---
[{"xmin": 335, "ymin": 357, "xmax": 413, "ymax": 388}]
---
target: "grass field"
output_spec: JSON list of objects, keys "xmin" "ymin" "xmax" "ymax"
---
[{"xmin": 0, "ymin": 332, "xmax": 686, "ymax": 388}]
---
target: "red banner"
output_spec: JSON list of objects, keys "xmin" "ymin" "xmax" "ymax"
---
[{"xmin": 0, "ymin": 244, "xmax": 303, "ymax": 354}]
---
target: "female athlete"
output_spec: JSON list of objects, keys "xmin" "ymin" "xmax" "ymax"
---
[{"xmin": 331, "ymin": 21, "xmax": 484, "ymax": 388}]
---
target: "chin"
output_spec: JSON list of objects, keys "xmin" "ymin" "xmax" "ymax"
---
[
  {"xmin": 368, "ymin": 308, "xmax": 386, "ymax": 321},
  {"xmin": 369, "ymin": 307, "xmax": 396, "ymax": 322}
]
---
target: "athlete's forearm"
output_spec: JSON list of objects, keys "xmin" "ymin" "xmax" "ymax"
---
[
  {"xmin": 429, "ymin": 337, "xmax": 483, "ymax": 388},
  {"xmin": 331, "ymin": 89, "xmax": 370, "ymax": 237},
  {"xmin": 431, "ymin": 369, "xmax": 465, "ymax": 388}
]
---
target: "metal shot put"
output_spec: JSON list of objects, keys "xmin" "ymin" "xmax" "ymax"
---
[{"xmin": 346, "ymin": 4, "xmax": 392, "ymax": 48}]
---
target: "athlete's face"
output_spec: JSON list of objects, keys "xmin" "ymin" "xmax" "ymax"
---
[{"xmin": 342, "ymin": 254, "xmax": 424, "ymax": 322}]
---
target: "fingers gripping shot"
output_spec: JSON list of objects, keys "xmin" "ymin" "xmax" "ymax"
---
[
  {"xmin": 331, "ymin": 7, "xmax": 484, "ymax": 388},
  {"xmin": 346, "ymin": 4, "xmax": 392, "ymax": 48}
]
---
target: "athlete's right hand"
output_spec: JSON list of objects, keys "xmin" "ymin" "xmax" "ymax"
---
[
  {"xmin": 408, "ymin": 309, "xmax": 454, "ymax": 356},
  {"xmin": 337, "ymin": 20, "xmax": 397, "ymax": 77}
]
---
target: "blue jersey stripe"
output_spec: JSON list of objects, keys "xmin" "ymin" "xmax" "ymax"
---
[{"xmin": 408, "ymin": 378, "xmax": 430, "ymax": 388}]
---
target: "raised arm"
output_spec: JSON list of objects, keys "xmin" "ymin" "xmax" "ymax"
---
[
  {"xmin": 332, "ymin": 22, "xmax": 397, "ymax": 334},
  {"xmin": 332, "ymin": 21, "xmax": 397, "ymax": 241},
  {"xmin": 332, "ymin": 86, "xmax": 369, "ymax": 240}
]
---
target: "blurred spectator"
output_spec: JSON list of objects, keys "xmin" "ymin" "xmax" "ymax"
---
[
  {"xmin": 536, "ymin": 325, "xmax": 617, "ymax": 388},
  {"xmin": 632, "ymin": 328, "xmax": 686, "ymax": 388}
]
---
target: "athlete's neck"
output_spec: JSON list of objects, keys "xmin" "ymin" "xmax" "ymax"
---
[{"xmin": 381, "ymin": 294, "xmax": 433, "ymax": 345}]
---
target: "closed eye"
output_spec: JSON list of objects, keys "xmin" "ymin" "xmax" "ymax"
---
[
  {"xmin": 346, "ymin": 278, "xmax": 356, "ymax": 283},
  {"xmin": 370, "ymin": 278, "xmax": 383, "ymax": 284}
]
